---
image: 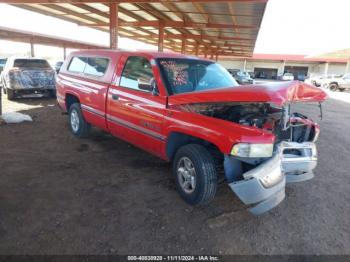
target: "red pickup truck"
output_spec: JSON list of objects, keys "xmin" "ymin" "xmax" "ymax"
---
[{"xmin": 56, "ymin": 50, "xmax": 327, "ymax": 215}]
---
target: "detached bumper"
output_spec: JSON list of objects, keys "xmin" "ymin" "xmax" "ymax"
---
[
  {"xmin": 227, "ymin": 142, "xmax": 317, "ymax": 215},
  {"xmin": 282, "ymin": 142, "xmax": 317, "ymax": 183}
]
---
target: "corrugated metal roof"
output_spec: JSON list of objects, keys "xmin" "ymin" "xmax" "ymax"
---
[{"xmin": 12, "ymin": 0, "xmax": 268, "ymax": 57}]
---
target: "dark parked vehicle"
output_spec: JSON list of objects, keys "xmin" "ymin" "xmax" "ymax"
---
[
  {"xmin": 0, "ymin": 57, "xmax": 56, "ymax": 100},
  {"xmin": 54, "ymin": 61, "xmax": 63, "ymax": 73}
]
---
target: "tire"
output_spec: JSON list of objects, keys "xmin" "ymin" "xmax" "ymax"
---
[
  {"xmin": 329, "ymin": 83, "xmax": 338, "ymax": 91},
  {"xmin": 68, "ymin": 103, "xmax": 91, "ymax": 138},
  {"xmin": 173, "ymin": 144, "xmax": 217, "ymax": 205},
  {"xmin": 7, "ymin": 89, "xmax": 15, "ymax": 100}
]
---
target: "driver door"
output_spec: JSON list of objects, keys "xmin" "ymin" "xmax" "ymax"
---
[{"xmin": 106, "ymin": 55, "xmax": 167, "ymax": 158}]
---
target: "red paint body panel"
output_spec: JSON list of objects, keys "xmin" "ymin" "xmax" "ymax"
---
[
  {"xmin": 168, "ymin": 81, "xmax": 328, "ymax": 107},
  {"xmin": 56, "ymin": 50, "xmax": 327, "ymax": 160}
]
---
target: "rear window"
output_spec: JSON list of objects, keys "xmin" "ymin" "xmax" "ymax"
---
[
  {"xmin": 13, "ymin": 59, "xmax": 50, "ymax": 68},
  {"xmin": 68, "ymin": 57, "xmax": 87, "ymax": 73},
  {"xmin": 84, "ymin": 57, "xmax": 109, "ymax": 77},
  {"xmin": 68, "ymin": 56, "xmax": 109, "ymax": 77}
]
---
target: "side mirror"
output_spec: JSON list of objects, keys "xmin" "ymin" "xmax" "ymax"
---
[
  {"xmin": 138, "ymin": 82, "xmax": 153, "ymax": 92},
  {"xmin": 151, "ymin": 79, "xmax": 159, "ymax": 96}
]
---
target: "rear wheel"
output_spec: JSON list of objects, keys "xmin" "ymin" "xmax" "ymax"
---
[
  {"xmin": 7, "ymin": 89, "xmax": 15, "ymax": 100},
  {"xmin": 329, "ymin": 83, "xmax": 339, "ymax": 91},
  {"xmin": 173, "ymin": 144, "xmax": 217, "ymax": 205},
  {"xmin": 68, "ymin": 103, "xmax": 91, "ymax": 138}
]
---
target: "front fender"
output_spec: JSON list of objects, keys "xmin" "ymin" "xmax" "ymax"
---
[{"xmin": 164, "ymin": 110, "xmax": 275, "ymax": 155}]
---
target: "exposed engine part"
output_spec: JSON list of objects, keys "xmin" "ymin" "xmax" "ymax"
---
[{"xmin": 181, "ymin": 102, "xmax": 318, "ymax": 143}]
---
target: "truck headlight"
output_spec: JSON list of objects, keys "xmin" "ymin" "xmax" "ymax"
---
[{"xmin": 231, "ymin": 143, "xmax": 273, "ymax": 158}]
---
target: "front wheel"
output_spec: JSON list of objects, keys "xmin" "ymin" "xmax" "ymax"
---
[
  {"xmin": 68, "ymin": 103, "xmax": 91, "ymax": 138},
  {"xmin": 173, "ymin": 144, "xmax": 217, "ymax": 205}
]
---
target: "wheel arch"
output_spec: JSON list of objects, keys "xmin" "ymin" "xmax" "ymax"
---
[
  {"xmin": 65, "ymin": 92, "xmax": 81, "ymax": 111},
  {"xmin": 166, "ymin": 131, "xmax": 224, "ymax": 161}
]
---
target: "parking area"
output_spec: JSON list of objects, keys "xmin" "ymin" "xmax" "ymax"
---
[{"xmin": 0, "ymin": 92, "xmax": 349, "ymax": 255}]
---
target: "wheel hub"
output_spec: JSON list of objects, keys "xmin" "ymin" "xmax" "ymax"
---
[
  {"xmin": 177, "ymin": 157, "xmax": 196, "ymax": 194},
  {"xmin": 70, "ymin": 109, "xmax": 80, "ymax": 133}
]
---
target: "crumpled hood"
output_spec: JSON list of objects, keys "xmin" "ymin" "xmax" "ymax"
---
[{"xmin": 168, "ymin": 81, "xmax": 328, "ymax": 107}]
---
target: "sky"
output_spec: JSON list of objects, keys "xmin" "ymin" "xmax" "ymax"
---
[
  {"xmin": 254, "ymin": 0, "xmax": 350, "ymax": 55},
  {"xmin": 0, "ymin": 0, "xmax": 350, "ymax": 61}
]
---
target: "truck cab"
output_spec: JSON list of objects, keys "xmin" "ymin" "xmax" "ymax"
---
[{"xmin": 57, "ymin": 50, "xmax": 327, "ymax": 215}]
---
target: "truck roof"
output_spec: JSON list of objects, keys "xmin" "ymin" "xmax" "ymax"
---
[{"xmin": 68, "ymin": 49, "xmax": 211, "ymax": 61}]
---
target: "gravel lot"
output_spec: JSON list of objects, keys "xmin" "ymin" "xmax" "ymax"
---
[{"xmin": 0, "ymin": 90, "xmax": 349, "ymax": 255}]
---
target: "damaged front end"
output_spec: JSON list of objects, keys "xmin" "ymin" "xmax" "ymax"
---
[
  {"xmin": 222, "ymin": 103, "xmax": 320, "ymax": 215},
  {"xmin": 168, "ymin": 81, "xmax": 327, "ymax": 214},
  {"xmin": 181, "ymin": 101, "xmax": 321, "ymax": 215},
  {"xmin": 226, "ymin": 141, "xmax": 317, "ymax": 215}
]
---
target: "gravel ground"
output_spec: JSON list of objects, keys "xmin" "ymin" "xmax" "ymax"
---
[{"xmin": 0, "ymin": 92, "xmax": 349, "ymax": 255}]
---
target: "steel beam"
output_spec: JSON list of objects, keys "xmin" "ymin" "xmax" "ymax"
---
[
  {"xmin": 85, "ymin": 20, "xmax": 257, "ymax": 30},
  {"xmin": 158, "ymin": 23, "xmax": 164, "ymax": 52},
  {"xmin": 109, "ymin": 3, "xmax": 118, "ymax": 49},
  {"xmin": 30, "ymin": 39, "xmax": 35, "ymax": 57},
  {"xmin": 63, "ymin": 45, "xmax": 67, "ymax": 60},
  {"xmin": 130, "ymin": 33, "xmax": 253, "ymax": 42},
  {"xmin": 181, "ymin": 38, "xmax": 186, "ymax": 54},
  {"xmin": 3, "ymin": 0, "xmax": 268, "ymax": 3}
]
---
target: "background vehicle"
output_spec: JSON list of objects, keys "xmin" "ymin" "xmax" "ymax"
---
[
  {"xmin": 279, "ymin": 72, "xmax": 295, "ymax": 81},
  {"xmin": 247, "ymin": 71, "xmax": 255, "ymax": 79},
  {"xmin": 54, "ymin": 61, "xmax": 63, "ymax": 73},
  {"xmin": 0, "ymin": 58, "xmax": 7, "ymax": 74},
  {"xmin": 227, "ymin": 69, "xmax": 240, "ymax": 77},
  {"xmin": 322, "ymin": 74, "xmax": 350, "ymax": 91},
  {"xmin": 57, "ymin": 50, "xmax": 327, "ymax": 215},
  {"xmin": 0, "ymin": 57, "xmax": 56, "ymax": 100},
  {"xmin": 297, "ymin": 74, "xmax": 307, "ymax": 81},
  {"xmin": 229, "ymin": 70, "xmax": 254, "ymax": 84}
]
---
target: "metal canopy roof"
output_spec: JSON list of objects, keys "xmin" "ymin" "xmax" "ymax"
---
[
  {"xmin": 6, "ymin": 0, "xmax": 268, "ymax": 57},
  {"xmin": 0, "ymin": 25, "xmax": 107, "ymax": 49}
]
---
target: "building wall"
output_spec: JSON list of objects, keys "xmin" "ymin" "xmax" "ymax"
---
[
  {"xmin": 218, "ymin": 59, "xmax": 347, "ymax": 76},
  {"xmin": 318, "ymin": 63, "xmax": 347, "ymax": 75}
]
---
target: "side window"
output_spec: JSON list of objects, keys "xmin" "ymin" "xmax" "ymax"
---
[
  {"xmin": 68, "ymin": 57, "xmax": 87, "ymax": 73},
  {"xmin": 120, "ymin": 56, "xmax": 154, "ymax": 92},
  {"xmin": 84, "ymin": 57, "xmax": 109, "ymax": 77}
]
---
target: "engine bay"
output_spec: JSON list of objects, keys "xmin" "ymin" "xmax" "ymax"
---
[{"xmin": 181, "ymin": 102, "xmax": 318, "ymax": 143}]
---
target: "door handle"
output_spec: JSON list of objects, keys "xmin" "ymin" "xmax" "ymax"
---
[{"xmin": 111, "ymin": 94, "xmax": 119, "ymax": 100}]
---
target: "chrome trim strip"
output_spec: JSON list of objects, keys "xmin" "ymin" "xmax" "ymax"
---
[
  {"xmin": 106, "ymin": 114, "xmax": 166, "ymax": 141},
  {"xmin": 81, "ymin": 104, "xmax": 105, "ymax": 118}
]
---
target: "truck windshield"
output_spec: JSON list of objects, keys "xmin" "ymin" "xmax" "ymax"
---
[{"xmin": 157, "ymin": 58, "xmax": 238, "ymax": 95}]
